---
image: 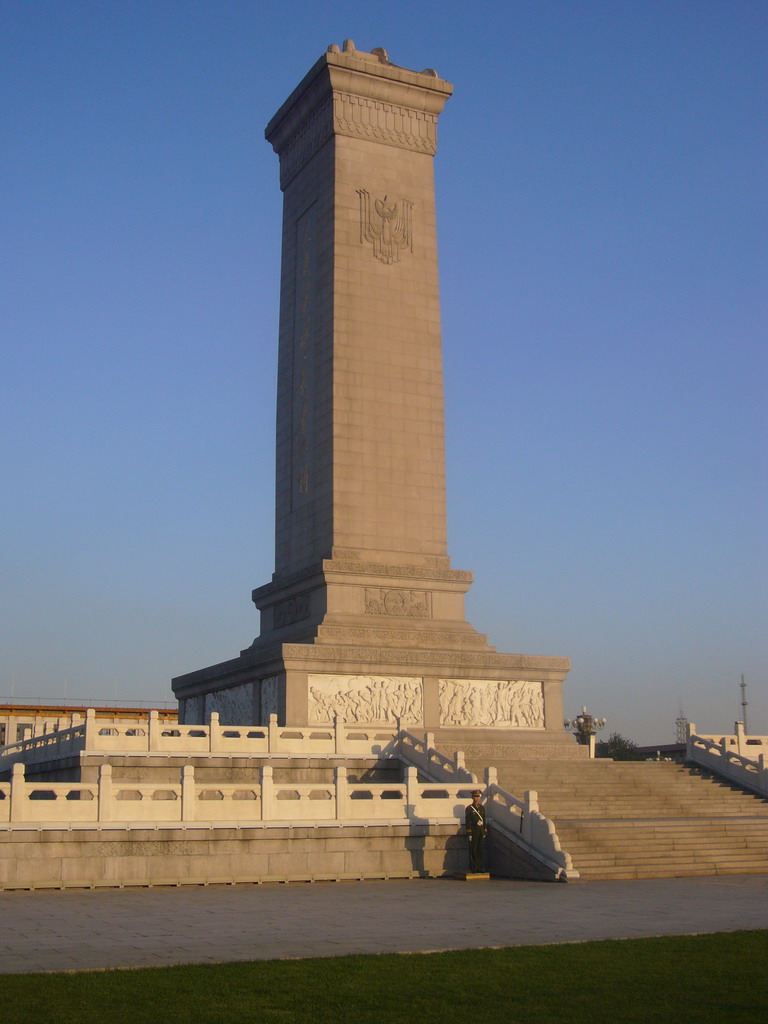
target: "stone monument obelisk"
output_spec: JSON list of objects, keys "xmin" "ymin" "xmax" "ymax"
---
[{"xmin": 173, "ymin": 41, "xmax": 573, "ymax": 756}]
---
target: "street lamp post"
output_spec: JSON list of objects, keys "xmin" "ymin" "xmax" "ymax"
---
[{"xmin": 564, "ymin": 705, "xmax": 607, "ymax": 758}]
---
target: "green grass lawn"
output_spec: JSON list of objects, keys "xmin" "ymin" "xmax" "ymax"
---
[{"xmin": 3, "ymin": 931, "xmax": 767, "ymax": 1024}]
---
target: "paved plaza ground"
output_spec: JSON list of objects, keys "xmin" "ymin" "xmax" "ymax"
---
[{"xmin": 1, "ymin": 874, "xmax": 766, "ymax": 974}]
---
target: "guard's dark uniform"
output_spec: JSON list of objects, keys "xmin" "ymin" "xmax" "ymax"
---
[{"xmin": 465, "ymin": 799, "xmax": 487, "ymax": 873}]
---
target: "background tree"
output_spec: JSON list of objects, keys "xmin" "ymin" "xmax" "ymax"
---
[{"xmin": 596, "ymin": 732, "xmax": 642, "ymax": 761}]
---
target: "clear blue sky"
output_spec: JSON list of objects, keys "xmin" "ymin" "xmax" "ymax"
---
[{"xmin": 2, "ymin": 1, "xmax": 765, "ymax": 744}]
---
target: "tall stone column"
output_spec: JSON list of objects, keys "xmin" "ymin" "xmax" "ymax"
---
[
  {"xmin": 268, "ymin": 43, "xmax": 450, "ymax": 576},
  {"xmin": 251, "ymin": 42, "xmax": 482, "ymax": 652},
  {"xmin": 172, "ymin": 42, "xmax": 574, "ymax": 758}
]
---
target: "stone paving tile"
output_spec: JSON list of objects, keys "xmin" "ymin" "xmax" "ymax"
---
[{"xmin": 0, "ymin": 875, "xmax": 766, "ymax": 974}]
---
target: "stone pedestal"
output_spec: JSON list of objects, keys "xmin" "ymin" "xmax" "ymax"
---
[{"xmin": 172, "ymin": 42, "xmax": 573, "ymax": 755}]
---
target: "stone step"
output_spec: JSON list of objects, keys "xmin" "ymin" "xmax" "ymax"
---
[
  {"xmin": 531, "ymin": 791, "xmax": 759, "ymax": 800},
  {"xmin": 548, "ymin": 807, "xmax": 766, "ymax": 818},
  {"xmin": 540, "ymin": 802, "xmax": 745, "ymax": 811},
  {"xmin": 553, "ymin": 795, "xmax": 763, "ymax": 804},
  {"xmin": 557, "ymin": 828, "xmax": 768, "ymax": 843},
  {"xmin": 558, "ymin": 812, "xmax": 768, "ymax": 819},
  {"xmin": 561, "ymin": 838, "xmax": 768, "ymax": 855},
  {"xmin": 536, "ymin": 795, "xmax": 761, "ymax": 804},
  {"xmin": 516, "ymin": 773, "xmax": 757, "ymax": 784},
  {"xmin": 563, "ymin": 842, "xmax": 768, "ymax": 857},
  {"xmin": 528, "ymin": 782, "xmax": 761, "ymax": 790},
  {"xmin": 461, "ymin": 757, "xmax": 768, "ymax": 879},
  {"xmin": 513, "ymin": 777, "xmax": 760, "ymax": 788},
  {"xmin": 569, "ymin": 845, "xmax": 768, "ymax": 863},
  {"xmin": 547, "ymin": 783, "xmax": 759, "ymax": 789},
  {"xmin": 556, "ymin": 817, "xmax": 768, "ymax": 829},
  {"xmin": 474, "ymin": 759, "xmax": 768, "ymax": 880},
  {"xmin": 560, "ymin": 826, "xmax": 768, "ymax": 841},
  {"xmin": 542, "ymin": 806, "xmax": 763, "ymax": 815},
  {"xmin": 576, "ymin": 852, "xmax": 768, "ymax": 867},
  {"xmin": 574, "ymin": 862, "xmax": 768, "ymax": 880}
]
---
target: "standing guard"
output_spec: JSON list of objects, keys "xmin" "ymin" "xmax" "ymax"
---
[{"xmin": 465, "ymin": 789, "xmax": 488, "ymax": 873}]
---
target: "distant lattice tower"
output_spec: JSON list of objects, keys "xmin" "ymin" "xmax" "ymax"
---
[{"xmin": 675, "ymin": 707, "xmax": 689, "ymax": 744}]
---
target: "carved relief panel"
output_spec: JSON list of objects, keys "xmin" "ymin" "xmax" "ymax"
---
[
  {"xmin": 180, "ymin": 695, "xmax": 203, "ymax": 725},
  {"xmin": 273, "ymin": 593, "xmax": 311, "ymax": 628},
  {"xmin": 364, "ymin": 588, "xmax": 431, "ymax": 618},
  {"xmin": 357, "ymin": 189, "xmax": 413, "ymax": 264},
  {"xmin": 439, "ymin": 679, "xmax": 544, "ymax": 729},
  {"xmin": 204, "ymin": 683, "xmax": 255, "ymax": 726},
  {"xmin": 308, "ymin": 674, "xmax": 423, "ymax": 725},
  {"xmin": 260, "ymin": 676, "xmax": 280, "ymax": 724}
]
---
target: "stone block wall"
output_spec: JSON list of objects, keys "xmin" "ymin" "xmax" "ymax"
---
[{"xmin": 0, "ymin": 823, "xmax": 467, "ymax": 889}]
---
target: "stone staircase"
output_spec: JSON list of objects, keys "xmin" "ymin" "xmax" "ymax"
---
[{"xmin": 465, "ymin": 757, "xmax": 768, "ymax": 880}]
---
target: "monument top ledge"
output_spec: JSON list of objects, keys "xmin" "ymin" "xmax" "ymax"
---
[
  {"xmin": 323, "ymin": 39, "xmax": 450, "ymax": 85},
  {"xmin": 265, "ymin": 39, "xmax": 453, "ymax": 155}
]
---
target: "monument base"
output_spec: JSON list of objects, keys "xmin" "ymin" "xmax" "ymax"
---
[{"xmin": 172, "ymin": 636, "xmax": 575, "ymax": 756}]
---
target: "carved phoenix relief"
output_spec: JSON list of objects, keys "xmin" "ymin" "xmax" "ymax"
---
[{"xmin": 357, "ymin": 189, "xmax": 413, "ymax": 264}]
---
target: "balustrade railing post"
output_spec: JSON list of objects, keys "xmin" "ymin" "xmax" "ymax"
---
[
  {"xmin": 209, "ymin": 712, "xmax": 220, "ymax": 753},
  {"xmin": 335, "ymin": 766, "xmax": 348, "ymax": 820},
  {"xmin": 455, "ymin": 750, "xmax": 465, "ymax": 772},
  {"xmin": 334, "ymin": 715, "xmax": 343, "ymax": 755},
  {"xmin": 268, "ymin": 714, "xmax": 278, "ymax": 753},
  {"xmin": 522, "ymin": 790, "xmax": 538, "ymax": 843},
  {"xmin": 686, "ymin": 722, "xmax": 696, "ymax": 760},
  {"xmin": 84, "ymin": 708, "xmax": 96, "ymax": 751},
  {"xmin": 181, "ymin": 765, "xmax": 195, "ymax": 821},
  {"xmin": 148, "ymin": 709, "xmax": 160, "ymax": 751},
  {"xmin": 97, "ymin": 763, "xmax": 113, "ymax": 822},
  {"xmin": 260, "ymin": 765, "xmax": 273, "ymax": 820},
  {"xmin": 735, "ymin": 721, "xmax": 746, "ymax": 756},
  {"xmin": 10, "ymin": 763, "xmax": 25, "ymax": 823},
  {"xmin": 483, "ymin": 767, "xmax": 498, "ymax": 826},
  {"xmin": 424, "ymin": 731, "xmax": 435, "ymax": 772},
  {"xmin": 406, "ymin": 765, "xmax": 419, "ymax": 818}
]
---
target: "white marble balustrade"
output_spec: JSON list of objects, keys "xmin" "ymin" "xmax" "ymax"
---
[
  {"xmin": 687, "ymin": 723, "xmax": 768, "ymax": 797},
  {"xmin": 0, "ymin": 762, "xmax": 480, "ymax": 826},
  {"xmin": 0, "ymin": 711, "xmax": 399, "ymax": 770}
]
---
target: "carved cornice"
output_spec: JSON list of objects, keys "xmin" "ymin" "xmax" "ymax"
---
[
  {"xmin": 323, "ymin": 559, "xmax": 473, "ymax": 583},
  {"xmin": 317, "ymin": 625, "xmax": 488, "ymax": 647},
  {"xmin": 334, "ymin": 93, "xmax": 437, "ymax": 153},
  {"xmin": 267, "ymin": 49, "xmax": 452, "ymax": 190},
  {"xmin": 251, "ymin": 556, "xmax": 465, "ymax": 607},
  {"xmin": 275, "ymin": 94, "xmax": 438, "ymax": 190},
  {"xmin": 282, "ymin": 644, "xmax": 570, "ymax": 671},
  {"xmin": 275, "ymin": 95, "xmax": 334, "ymax": 191}
]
